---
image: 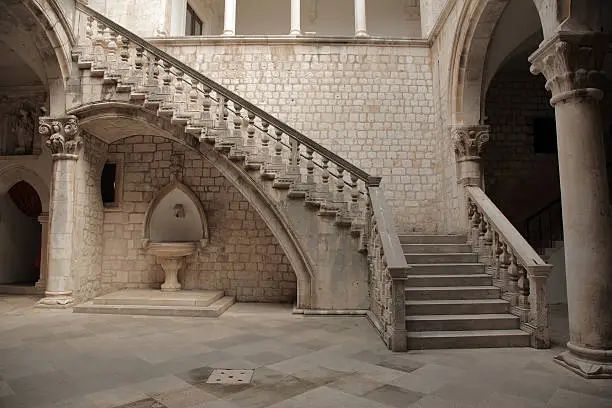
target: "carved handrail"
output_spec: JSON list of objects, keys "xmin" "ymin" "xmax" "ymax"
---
[
  {"xmin": 465, "ymin": 186, "xmax": 551, "ymax": 348},
  {"xmin": 366, "ymin": 186, "xmax": 410, "ymax": 351},
  {"xmin": 74, "ymin": 1, "xmax": 379, "ymax": 186}
]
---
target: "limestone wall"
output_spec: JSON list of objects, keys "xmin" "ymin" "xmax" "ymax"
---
[
  {"xmin": 72, "ymin": 132, "xmax": 107, "ymax": 301},
  {"xmin": 101, "ymin": 136, "xmax": 297, "ymax": 302},
  {"xmin": 152, "ymin": 40, "xmax": 438, "ymax": 232},
  {"xmin": 483, "ymin": 70, "xmax": 559, "ymax": 229}
]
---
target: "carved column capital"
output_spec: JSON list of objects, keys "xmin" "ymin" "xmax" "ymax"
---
[
  {"xmin": 529, "ymin": 31, "xmax": 608, "ymax": 106},
  {"xmin": 452, "ymin": 124, "xmax": 490, "ymax": 161},
  {"xmin": 38, "ymin": 115, "xmax": 82, "ymax": 160}
]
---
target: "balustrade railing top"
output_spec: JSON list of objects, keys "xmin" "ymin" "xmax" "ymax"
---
[{"xmin": 75, "ymin": 0, "xmax": 380, "ymax": 187}]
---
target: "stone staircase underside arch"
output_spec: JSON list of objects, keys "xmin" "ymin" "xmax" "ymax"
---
[{"xmin": 70, "ymin": 102, "xmax": 370, "ymax": 310}]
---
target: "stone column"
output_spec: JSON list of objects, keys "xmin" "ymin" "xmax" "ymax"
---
[
  {"xmin": 222, "ymin": 0, "xmax": 236, "ymax": 36},
  {"xmin": 452, "ymin": 124, "xmax": 490, "ymax": 187},
  {"xmin": 530, "ymin": 31, "xmax": 612, "ymax": 378},
  {"xmin": 290, "ymin": 0, "xmax": 301, "ymax": 35},
  {"xmin": 354, "ymin": 0, "xmax": 368, "ymax": 37},
  {"xmin": 155, "ymin": 0, "xmax": 169, "ymax": 36},
  {"xmin": 36, "ymin": 116, "xmax": 82, "ymax": 308},
  {"xmin": 170, "ymin": 0, "xmax": 188, "ymax": 36},
  {"xmin": 34, "ymin": 212, "xmax": 49, "ymax": 292}
]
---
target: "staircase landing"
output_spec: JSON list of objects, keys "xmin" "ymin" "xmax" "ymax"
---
[{"xmin": 73, "ymin": 289, "xmax": 235, "ymax": 317}]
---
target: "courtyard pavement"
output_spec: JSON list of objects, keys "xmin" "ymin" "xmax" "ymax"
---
[{"xmin": 0, "ymin": 295, "xmax": 611, "ymax": 408}]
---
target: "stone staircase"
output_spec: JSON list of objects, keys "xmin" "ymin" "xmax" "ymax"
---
[{"xmin": 400, "ymin": 234, "xmax": 530, "ymax": 349}]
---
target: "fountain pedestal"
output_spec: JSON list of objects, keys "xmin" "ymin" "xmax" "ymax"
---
[{"xmin": 147, "ymin": 242, "xmax": 197, "ymax": 292}]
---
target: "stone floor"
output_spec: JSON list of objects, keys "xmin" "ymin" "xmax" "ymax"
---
[{"xmin": 0, "ymin": 295, "xmax": 611, "ymax": 408}]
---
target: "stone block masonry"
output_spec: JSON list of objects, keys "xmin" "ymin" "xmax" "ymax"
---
[
  {"xmin": 152, "ymin": 40, "xmax": 438, "ymax": 232},
  {"xmin": 102, "ymin": 136, "xmax": 297, "ymax": 303}
]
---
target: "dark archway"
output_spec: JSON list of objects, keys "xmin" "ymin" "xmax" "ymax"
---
[{"xmin": 0, "ymin": 181, "xmax": 42, "ymax": 287}]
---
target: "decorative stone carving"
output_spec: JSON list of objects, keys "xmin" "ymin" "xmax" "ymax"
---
[
  {"xmin": 38, "ymin": 116, "xmax": 82, "ymax": 159},
  {"xmin": 529, "ymin": 31, "xmax": 608, "ymax": 105},
  {"xmin": 0, "ymin": 98, "xmax": 42, "ymax": 156},
  {"xmin": 451, "ymin": 124, "xmax": 490, "ymax": 161}
]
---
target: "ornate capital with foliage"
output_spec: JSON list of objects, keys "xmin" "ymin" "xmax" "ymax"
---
[
  {"xmin": 38, "ymin": 116, "xmax": 82, "ymax": 159},
  {"xmin": 452, "ymin": 124, "xmax": 490, "ymax": 161},
  {"xmin": 529, "ymin": 31, "xmax": 608, "ymax": 105}
]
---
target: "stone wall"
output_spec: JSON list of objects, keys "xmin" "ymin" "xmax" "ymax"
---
[
  {"xmin": 151, "ymin": 40, "xmax": 438, "ymax": 232},
  {"xmin": 101, "ymin": 135, "xmax": 297, "ymax": 303},
  {"xmin": 483, "ymin": 70, "xmax": 559, "ymax": 228},
  {"xmin": 72, "ymin": 132, "xmax": 107, "ymax": 301}
]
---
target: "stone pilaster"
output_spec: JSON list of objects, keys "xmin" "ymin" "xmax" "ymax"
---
[
  {"xmin": 451, "ymin": 124, "xmax": 490, "ymax": 187},
  {"xmin": 34, "ymin": 212, "xmax": 49, "ymax": 292},
  {"xmin": 530, "ymin": 31, "xmax": 612, "ymax": 378},
  {"xmin": 36, "ymin": 116, "xmax": 82, "ymax": 308}
]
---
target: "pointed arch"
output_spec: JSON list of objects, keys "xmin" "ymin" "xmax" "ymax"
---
[{"xmin": 0, "ymin": 165, "xmax": 50, "ymax": 213}]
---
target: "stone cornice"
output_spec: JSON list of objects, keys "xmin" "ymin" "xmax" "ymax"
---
[
  {"xmin": 452, "ymin": 124, "xmax": 490, "ymax": 161},
  {"xmin": 529, "ymin": 31, "xmax": 609, "ymax": 105},
  {"xmin": 38, "ymin": 116, "xmax": 82, "ymax": 160}
]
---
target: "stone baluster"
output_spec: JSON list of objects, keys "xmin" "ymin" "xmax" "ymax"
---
[
  {"xmin": 132, "ymin": 46, "xmax": 145, "ymax": 93},
  {"xmin": 270, "ymin": 129, "xmax": 284, "ymax": 174},
  {"xmin": 516, "ymin": 265, "xmax": 530, "ymax": 324},
  {"xmin": 305, "ymin": 147, "xmax": 314, "ymax": 184},
  {"xmin": 93, "ymin": 20, "xmax": 107, "ymax": 70},
  {"xmin": 187, "ymin": 78, "xmax": 199, "ymax": 114},
  {"xmin": 105, "ymin": 29, "xmax": 118, "ymax": 76},
  {"xmin": 159, "ymin": 61, "xmax": 173, "ymax": 111},
  {"xmin": 497, "ymin": 241, "xmax": 509, "ymax": 292},
  {"xmin": 487, "ymin": 230, "xmax": 499, "ymax": 277},
  {"xmin": 336, "ymin": 166, "xmax": 345, "ymax": 202},
  {"xmin": 260, "ymin": 120, "xmax": 271, "ymax": 166},
  {"xmin": 173, "ymin": 71, "xmax": 187, "ymax": 114},
  {"xmin": 350, "ymin": 174, "xmax": 360, "ymax": 214},
  {"xmin": 37, "ymin": 116, "xmax": 82, "ymax": 308},
  {"xmin": 506, "ymin": 250, "xmax": 519, "ymax": 306},
  {"xmin": 84, "ymin": 16, "xmax": 95, "ymax": 62},
  {"xmin": 479, "ymin": 216, "xmax": 492, "ymax": 265}
]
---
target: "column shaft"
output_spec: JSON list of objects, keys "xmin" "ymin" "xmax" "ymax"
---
[
  {"xmin": 354, "ymin": 0, "xmax": 368, "ymax": 37},
  {"xmin": 530, "ymin": 31, "xmax": 612, "ymax": 378},
  {"xmin": 222, "ymin": 0, "xmax": 236, "ymax": 36},
  {"xmin": 290, "ymin": 0, "xmax": 301, "ymax": 35}
]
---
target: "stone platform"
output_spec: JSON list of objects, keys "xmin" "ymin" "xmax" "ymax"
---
[
  {"xmin": 0, "ymin": 283, "xmax": 43, "ymax": 295},
  {"xmin": 73, "ymin": 289, "xmax": 235, "ymax": 317}
]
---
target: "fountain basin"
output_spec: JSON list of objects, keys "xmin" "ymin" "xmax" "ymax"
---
[
  {"xmin": 147, "ymin": 242, "xmax": 197, "ymax": 258},
  {"xmin": 147, "ymin": 242, "xmax": 197, "ymax": 292}
]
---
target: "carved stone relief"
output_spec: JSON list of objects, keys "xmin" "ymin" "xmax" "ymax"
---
[{"xmin": 0, "ymin": 96, "xmax": 44, "ymax": 156}]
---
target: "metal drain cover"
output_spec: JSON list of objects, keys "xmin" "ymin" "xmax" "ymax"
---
[{"xmin": 206, "ymin": 369, "xmax": 254, "ymax": 384}]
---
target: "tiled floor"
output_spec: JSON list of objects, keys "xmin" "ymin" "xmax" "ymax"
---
[{"xmin": 0, "ymin": 296, "xmax": 610, "ymax": 408}]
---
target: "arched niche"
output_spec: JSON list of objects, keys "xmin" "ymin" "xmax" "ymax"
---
[{"xmin": 142, "ymin": 181, "xmax": 209, "ymax": 248}]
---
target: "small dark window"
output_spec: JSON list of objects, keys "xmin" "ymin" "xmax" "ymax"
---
[
  {"xmin": 533, "ymin": 117, "xmax": 558, "ymax": 154},
  {"xmin": 186, "ymin": 5, "xmax": 203, "ymax": 36},
  {"xmin": 101, "ymin": 162, "xmax": 117, "ymax": 204}
]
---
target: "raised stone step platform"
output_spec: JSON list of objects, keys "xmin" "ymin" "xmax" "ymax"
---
[{"xmin": 73, "ymin": 289, "xmax": 235, "ymax": 317}]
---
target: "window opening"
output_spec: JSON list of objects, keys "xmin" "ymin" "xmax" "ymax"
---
[
  {"xmin": 186, "ymin": 4, "xmax": 203, "ymax": 36},
  {"xmin": 101, "ymin": 162, "xmax": 117, "ymax": 205}
]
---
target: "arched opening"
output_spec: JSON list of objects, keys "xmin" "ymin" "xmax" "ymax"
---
[{"xmin": 0, "ymin": 181, "xmax": 43, "ymax": 290}]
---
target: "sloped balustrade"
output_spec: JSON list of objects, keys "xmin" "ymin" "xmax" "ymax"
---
[{"xmin": 466, "ymin": 186, "xmax": 552, "ymax": 348}]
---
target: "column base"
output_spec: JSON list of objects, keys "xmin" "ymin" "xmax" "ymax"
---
[
  {"xmin": 554, "ymin": 343, "xmax": 612, "ymax": 379},
  {"xmin": 221, "ymin": 31, "xmax": 235, "ymax": 37},
  {"xmin": 355, "ymin": 31, "xmax": 369, "ymax": 38},
  {"xmin": 36, "ymin": 294, "xmax": 76, "ymax": 309},
  {"xmin": 289, "ymin": 30, "xmax": 302, "ymax": 36}
]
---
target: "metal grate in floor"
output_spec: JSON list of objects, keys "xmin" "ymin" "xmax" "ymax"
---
[{"xmin": 206, "ymin": 368, "xmax": 254, "ymax": 384}]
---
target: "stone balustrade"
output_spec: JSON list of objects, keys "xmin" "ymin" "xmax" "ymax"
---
[
  {"xmin": 75, "ymin": 3, "xmax": 382, "ymax": 236},
  {"xmin": 366, "ymin": 187, "xmax": 409, "ymax": 352},
  {"xmin": 466, "ymin": 186, "xmax": 552, "ymax": 348}
]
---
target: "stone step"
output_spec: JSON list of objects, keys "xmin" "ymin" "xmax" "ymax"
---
[
  {"xmin": 91, "ymin": 289, "xmax": 225, "ymax": 307},
  {"xmin": 398, "ymin": 235, "xmax": 466, "ymax": 245},
  {"xmin": 401, "ymin": 243, "xmax": 473, "ymax": 254},
  {"xmin": 404, "ymin": 253, "xmax": 478, "ymax": 264},
  {"xmin": 73, "ymin": 296, "xmax": 235, "ymax": 317},
  {"xmin": 406, "ymin": 329, "xmax": 530, "ymax": 349},
  {"xmin": 405, "ymin": 299, "xmax": 509, "ymax": 315},
  {"xmin": 407, "ymin": 263, "xmax": 485, "ymax": 275},
  {"xmin": 405, "ymin": 286, "xmax": 500, "ymax": 301},
  {"xmin": 405, "ymin": 314, "xmax": 520, "ymax": 331},
  {"xmin": 405, "ymin": 274, "xmax": 493, "ymax": 287}
]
